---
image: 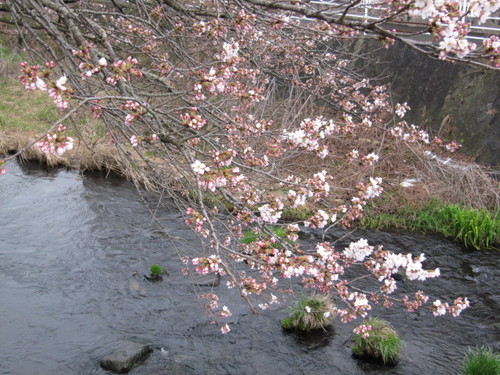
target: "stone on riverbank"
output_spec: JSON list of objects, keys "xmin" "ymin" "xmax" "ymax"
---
[{"xmin": 100, "ymin": 341, "xmax": 152, "ymax": 373}]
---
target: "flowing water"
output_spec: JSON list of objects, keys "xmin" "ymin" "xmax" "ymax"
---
[{"xmin": 0, "ymin": 160, "xmax": 498, "ymax": 375}]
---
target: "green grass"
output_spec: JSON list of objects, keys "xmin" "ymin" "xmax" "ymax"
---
[
  {"xmin": 241, "ymin": 226, "xmax": 287, "ymax": 244},
  {"xmin": 0, "ymin": 42, "xmax": 25, "ymax": 62},
  {"xmin": 0, "ymin": 43, "xmax": 61, "ymax": 134},
  {"xmin": 281, "ymin": 206, "xmax": 312, "ymax": 221},
  {"xmin": 241, "ymin": 226, "xmax": 295, "ymax": 249},
  {"xmin": 149, "ymin": 264, "xmax": 164, "ymax": 276},
  {"xmin": 281, "ymin": 294, "xmax": 335, "ymax": 332},
  {"xmin": 0, "ymin": 80, "xmax": 58, "ymax": 133},
  {"xmin": 0, "ymin": 114, "xmax": 7, "ymax": 128},
  {"xmin": 0, "ymin": 46, "xmax": 10, "ymax": 60},
  {"xmin": 360, "ymin": 202, "xmax": 499, "ymax": 250},
  {"xmin": 414, "ymin": 204, "xmax": 498, "ymax": 250},
  {"xmin": 352, "ymin": 317, "xmax": 403, "ymax": 365},
  {"xmin": 460, "ymin": 346, "xmax": 500, "ymax": 375}
]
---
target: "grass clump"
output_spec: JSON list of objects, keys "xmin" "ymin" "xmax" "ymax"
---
[
  {"xmin": 413, "ymin": 203, "xmax": 499, "ymax": 250},
  {"xmin": 460, "ymin": 346, "xmax": 500, "ymax": 375},
  {"xmin": 145, "ymin": 264, "xmax": 166, "ymax": 282},
  {"xmin": 352, "ymin": 317, "xmax": 403, "ymax": 365},
  {"xmin": 281, "ymin": 294, "xmax": 336, "ymax": 332},
  {"xmin": 150, "ymin": 264, "xmax": 164, "ymax": 276},
  {"xmin": 361, "ymin": 202, "xmax": 499, "ymax": 250}
]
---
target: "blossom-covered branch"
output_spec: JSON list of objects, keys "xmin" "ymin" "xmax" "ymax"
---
[{"xmin": 3, "ymin": 0, "xmax": 476, "ymax": 333}]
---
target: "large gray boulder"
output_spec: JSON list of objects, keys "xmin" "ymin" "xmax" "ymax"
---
[{"xmin": 100, "ymin": 341, "xmax": 152, "ymax": 373}]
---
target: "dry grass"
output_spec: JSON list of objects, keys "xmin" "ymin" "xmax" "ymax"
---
[
  {"xmin": 367, "ymin": 140, "xmax": 499, "ymax": 214},
  {"xmin": 255, "ymin": 88, "xmax": 498, "ymax": 215},
  {"xmin": 1, "ymin": 38, "xmax": 497, "ymax": 216},
  {"xmin": 276, "ymin": 118, "xmax": 498, "ymax": 216},
  {"xmin": 0, "ymin": 131, "xmax": 69, "ymax": 167}
]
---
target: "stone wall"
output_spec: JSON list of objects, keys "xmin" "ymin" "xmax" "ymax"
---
[{"xmin": 352, "ymin": 40, "xmax": 499, "ymax": 166}]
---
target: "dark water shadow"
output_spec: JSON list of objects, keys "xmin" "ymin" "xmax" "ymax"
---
[
  {"xmin": 354, "ymin": 355, "xmax": 399, "ymax": 373},
  {"xmin": 283, "ymin": 325, "xmax": 335, "ymax": 351}
]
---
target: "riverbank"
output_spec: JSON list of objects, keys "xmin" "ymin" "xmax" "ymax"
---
[
  {"xmin": 1, "ymin": 40, "xmax": 498, "ymax": 250},
  {"xmin": 3, "ymin": 123, "xmax": 498, "ymax": 250},
  {"xmin": 0, "ymin": 129, "xmax": 123, "ymax": 172}
]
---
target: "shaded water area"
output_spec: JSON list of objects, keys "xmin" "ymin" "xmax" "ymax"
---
[{"xmin": 0, "ymin": 160, "xmax": 498, "ymax": 375}]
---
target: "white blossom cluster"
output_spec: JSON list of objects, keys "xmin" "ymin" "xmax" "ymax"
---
[{"xmin": 343, "ymin": 238, "xmax": 374, "ymax": 262}]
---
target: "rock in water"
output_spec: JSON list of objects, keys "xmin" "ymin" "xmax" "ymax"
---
[
  {"xmin": 194, "ymin": 273, "xmax": 220, "ymax": 287},
  {"xmin": 100, "ymin": 341, "xmax": 152, "ymax": 373}
]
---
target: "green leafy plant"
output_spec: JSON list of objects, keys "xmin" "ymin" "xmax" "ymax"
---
[
  {"xmin": 149, "ymin": 264, "xmax": 164, "ymax": 276},
  {"xmin": 281, "ymin": 294, "xmax": 336, "ymax": 332},
  {"xmin": 460, "ymin": 346, "xmax": 500, "ymax": 375},
  {"xmin": 352, "ymin": 317, "xmax": 403, "ymax": 364}
]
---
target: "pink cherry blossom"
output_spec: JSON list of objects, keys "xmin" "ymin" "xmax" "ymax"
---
[{"xmin": 11, "ymin": 0, "xmax": 481, "ymax": 334}]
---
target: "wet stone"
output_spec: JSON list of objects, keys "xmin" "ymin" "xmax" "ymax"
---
[
  {"xmin": 100, "ymin": 341, "xmax": 152, "ymax": 373},
  {"xmin": 392, "ymin": 272, "xmax": 404, "ymax": 281},
  {"xmin": 144, "ymin": 274, "xmax": 163, "ymax": 282},
  {"xmin": 194, "ymin": 273, "xmax": 220, "ymax": 287}
]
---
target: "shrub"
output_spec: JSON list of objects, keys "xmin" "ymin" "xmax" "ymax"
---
[
  {"xmin": 460, "ymin": 346, "xmax": 500, "ymax": 375},
  {"xmin": 281, "ymin": 294, "xmax": 335, "ymax": 332},
  {"xmin": 352, "ymin": 317, "xmax": 403, "ymax": 364}
]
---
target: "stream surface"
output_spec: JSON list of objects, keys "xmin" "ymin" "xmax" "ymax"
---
[{"xmin": 0, "ymin": 160, "xmax": 498, "ymax": 375}]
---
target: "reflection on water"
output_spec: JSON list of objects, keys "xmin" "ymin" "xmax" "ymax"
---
[
  {"xmin": 0, "ymin": 160, "xmax": 498, "ymax": 375},
  {"xmin": 286, "ymin": 325, "xmax": 336, "ymax": 351}
]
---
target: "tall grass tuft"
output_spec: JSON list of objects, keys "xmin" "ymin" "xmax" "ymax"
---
[
  {"xmin": 414, "ymin": 203, "xmax": 499, "ymax": 250},
  {"xmin": 281, "ymin": 294, "xmax": 336, "ymax": 332},
  {"xmin": 361, "ymin": 202, "xmax": 499, "ymax": 250},
  {"xmin": 145, "ymin": 264, "xmax": 165, "ymax": 282},
  {"xmin": 460, "ymin": 346, "xmax": 500, "ymax": 375},
  {"xmin": 352, "ymin": 317, "xmax": 403, "ymax": 365}
]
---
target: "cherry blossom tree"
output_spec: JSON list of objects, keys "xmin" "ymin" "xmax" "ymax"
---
[{"xmin": 1, "ymin": 0, "xmax": 493, "ymax": 333}]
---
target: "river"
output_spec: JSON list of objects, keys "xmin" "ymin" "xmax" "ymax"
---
[{"xmin": 0, "ymin": 160, "xmax": 498, "ymax": 375}]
